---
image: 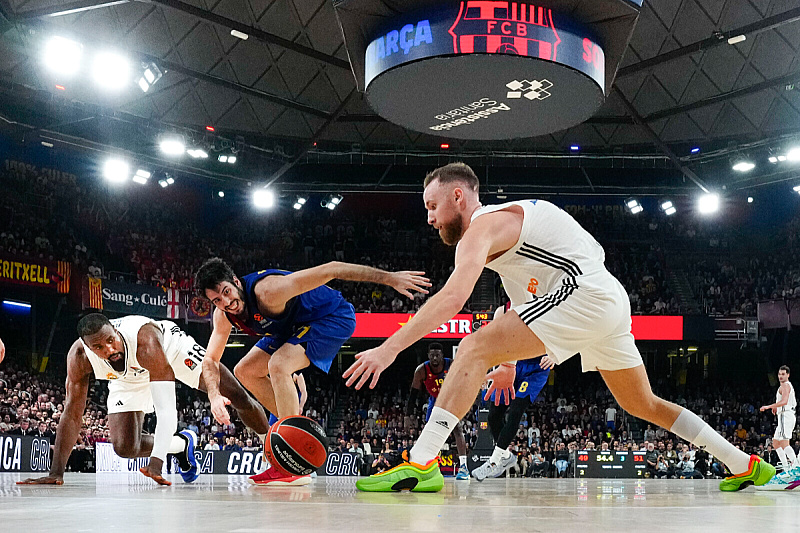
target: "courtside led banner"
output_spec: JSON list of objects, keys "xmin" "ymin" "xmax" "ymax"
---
[{"xmin": 352, "ymin": 314, "xmax": 684, "ymax": 341}]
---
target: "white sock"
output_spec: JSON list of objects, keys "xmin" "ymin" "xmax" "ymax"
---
[
  {"xmin": 459, "ymin": 455, "xmax": 467, "ymax": 467},
  {"xmin": 410, "ymin": 407, "xmax": 459, "ymax": 464},
  {"xmin": 490, "ymin": 446, "xmax": 510, "ymax": 465},
  {"xmin": 786, "ymin": 446, "xmax": 798, "ymax": 468},
  {"xmin": 169, "ymin": 435, "xmax": 186, "ymax": 454},
  {"xmin": 670, "ymin": 408, "xmax": 750, "ymax": 475},
  {"xmin": 777, "ymin": 447, "xmax": 790, "ymax": 471}
]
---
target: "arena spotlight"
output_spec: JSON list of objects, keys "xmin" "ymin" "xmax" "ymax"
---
[
  {"xmin": 732, "ymin": 160, "xmax": 755, "ymax": 172},
  {"xmin": 331, "ymin": 194, "xmax": 343, "ymax": 206},
  {"xmin": 103, "ymin": 158, "xmax": 129, "ymax": 183},
  {"xmin": 43, "ymin": 36, "xmax": 82, "ymax": 76},
  {"xmin": 570, "ymin": 145, "xmax": 580, "ymax": 151},
  {"xmin": 698, "ymin": 193, "xmax": 720, "ymax": 214},
  {"xmin": 132, "ymin": 169, "xmax": 150, "ymax": 185},
  {"xmin": 660, "ymin": 200, "xmax": 676, "ymax": 216},
  {"xmin": 293, "ymin": 196, "xmax": 307, "ymax": 210},
  {"xmin": 227, "ymin": 155, "xmax": 237, "ymax": 164},
  {"xmin": 218, "ymin": 154, "xmax": 236, "ymax": 164},
  {"xmin": 158, "ymin": 179, "xmax": 168, "ymax": 188},
  {"xmin": 217, "ymin": 191, "xmax": 225, "ymax": 198},
  {"xmin": 166, "ymin": 175, "xmax": 174, "ymax": 185},
  {"xmin": 159, "ymin": 137, "xmax": 185, "ymax": 156},
  {"xmin": 187, "ymin": 148, "xmax": 208, "ymax": 159},
  {"xmin": 92, "ymin": 51, "xmax": 131, "ymax": 91},
  {"xmin": 769, "ymin": 156, "xmax": 779, "ymax": 164},
  {"xmin": 747, "ymin": 196, "xmax": 754, "ymax": 203},
  {"xmin": 691, "ymin": 147, "xmax": 701, "ymax": 154},
  {"xmin": 793, "ymin": 185, "xmax": 800, "ymax": 195},
  {"xmin": 253, "ymin": 189, "xmax": 275, "ymax": 209},
  {"xmin": 137, "ymin": 62, "xmax": 163, "ymax": 93},
  {"xmin": 625, "ymin": 197, "xmax": 643, "ymax": 214},
  {"xmin": 788, "ymin": 147, "xmax": 800, "ymax": 162}
]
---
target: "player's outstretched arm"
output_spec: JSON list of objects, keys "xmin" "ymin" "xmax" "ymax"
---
[
  {"xmin": 136, "ymin": 324, "xmax": 177, "ymax": 486},
  {"xmin": 18, "ymin": 340, "xmax": 91, "ymax": 485},
  {"xmin": 760, "ymin": 382, "xmax": 791, "ymax": 413},
  {"xmin": 344, "ymin": 218, "xmax": 496, "ymax": 390},
  {"xmin": 254, "ymin": 261, "xmax": 431, "ymax": 309},
  {"xmin": 203, "ymin": 309, "xmax": 234, "ymax": 425}
]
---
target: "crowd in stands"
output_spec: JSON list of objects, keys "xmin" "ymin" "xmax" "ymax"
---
[
  {"xmin": 4, "ymin": 156, "xmax": 780, "ymax": 317},
  {"xmin": 3, "ymin": 350, "xmax": 800, "ymax": 479}
]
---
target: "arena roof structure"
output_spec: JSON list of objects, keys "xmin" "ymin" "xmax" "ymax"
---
[{"xmin": 0, "ymin": 0, "xmax": 799, "ymax": 195}]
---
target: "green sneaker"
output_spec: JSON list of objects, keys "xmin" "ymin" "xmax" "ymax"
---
[
  {"xmin": 356, "ymin": 459, "xmax": 444, "ymax": 492},
  {"xmin": 719, "ymin": 455, "xmax": 776, "ymax": 491}
]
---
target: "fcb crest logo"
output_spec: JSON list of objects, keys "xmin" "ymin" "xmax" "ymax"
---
[
  {"xmin": 184, "ymin": 358, "xmax": 197, "ymax": 370},
  {"xmin": 189, "ymin": 296, "xmax": 211, "ymax": 318},
  {"xmin": 480, "ymin": 421, "xmax": 488, "ymax": 430},
  {"xmin": 448, "ymin": 1, "xmax": 561, "ymax": 60}
]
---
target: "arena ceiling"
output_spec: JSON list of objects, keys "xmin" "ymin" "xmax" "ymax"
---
[{"xmin": 0, "ymin": 0, "xmax": 799, "ymax": 195}]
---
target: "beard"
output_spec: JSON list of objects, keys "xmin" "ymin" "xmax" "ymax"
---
[
  {"xmin": 232, "ymin": 285, "xmax": 248, "ymax": 317},
  {"xmin": 439, "ymin": 216, "xmax": 464, "ymax": 246}
]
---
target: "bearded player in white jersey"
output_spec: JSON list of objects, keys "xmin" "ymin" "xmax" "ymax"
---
[
  {"xmin": 757, "ymin": 365, "xmax": 799, "ymax": 490},
  {"xmin": 18, "ymin": 313, "xmax": 270, "ymax": 486},
  {"xmin": 346, "ymin": 162, "xmax": 775, "ymax": 492}
]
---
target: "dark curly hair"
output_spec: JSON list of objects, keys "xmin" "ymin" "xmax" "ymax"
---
[{"xmin": 195, "ymin": 257, "xmax": 237, "ymax": 298}]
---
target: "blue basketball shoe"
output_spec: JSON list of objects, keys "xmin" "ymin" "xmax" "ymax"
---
[{"xmin": 174, "ymin": 429, "xmax": 200, "ymax": 483}]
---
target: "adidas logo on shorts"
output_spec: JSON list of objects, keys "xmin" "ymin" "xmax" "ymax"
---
[{"xmin": 116, "ymin": 400, "xmax": 123, "ymax": 406}]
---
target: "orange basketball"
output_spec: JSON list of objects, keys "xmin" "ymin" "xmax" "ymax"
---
[{"xmin": 265, "ymin": 415, "xmax": 328, "ymax": 476}]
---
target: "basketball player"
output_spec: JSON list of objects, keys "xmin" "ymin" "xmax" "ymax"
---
[
  {"xmin": 756, "ymin": 365, "xmax": 799, "ymax": 490},
  {"xmin": 471, "ymin": 306, "xmax": 553, "ymax": 481},
  {"xmin": 408, "ymin": 342, "xmax": 470, "ymax": 480},
  {"xmin": 0, "ymin": 336, "xmax": 5, "ymax": 363},
  {"xmin": 195, "ymin": 258, "xmax": 429, "ymax": 485},
  {"xmin": 18, "ymin": 313, "xmax": 270, "ymax": 486},
  {"xmin": 345, "ymin": 162, "xmax": 775, "ymax": 492}
]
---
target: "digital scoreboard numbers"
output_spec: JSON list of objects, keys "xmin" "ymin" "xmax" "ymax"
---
[
  {"xmin": 575, "ymin": 450, "xmax": 647, "ymax": 478},
  {"xmin": 472, "ymin": 312, "xmax": 492, "ymax": 331}
]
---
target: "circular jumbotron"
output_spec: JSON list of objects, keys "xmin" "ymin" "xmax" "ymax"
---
[
  {"xmin": 363, "ymin": 3, "xmax": 606, "ymax": 140},
  {"xmin": 266, "ymin": 415, "xmax": 328, "ymax": 476}
]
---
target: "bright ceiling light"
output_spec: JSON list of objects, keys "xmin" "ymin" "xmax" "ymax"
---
[
  {"xmin": 698, "ymin": 193, "xmax": 720, "ymax": 214},
  {"xmin": 160, "ymin": 138, "xmax": 185, "ymax": 156},
  {"xmin": 187, "ymin": 149, "xmax": 208, "ymax": 159},
  {"xmin": 92, "ymin": 51, "xmax": 131, "ymax": 90},
  {"xmin": 664, "ymin": 206, "xmax": 676, "ymax": 216},
  {"xmin": 227, "ymin": 155, "xmax": 237, "ymax": 164},
  {"xmin": 218, "ymin": 191, "xmax": 225, "ymax": 198},
  {"xmin": 747, "ymin": 196, "xmax": 753, "ymax": 203},
  {"xmin": 631, "ymin": 205, "xmax": 643, "ymax": 214},
  {"xmin": 661, "ymin": 200, "xmax": 673, "ymax": 211},
  {"xmin": 218, "ymin": 155, "xmax": 228, "ymax": 163},
  {"xmin": 103, "ymin": 158, "xmax": 129, "ymax": 183},
  {"xmin": 787, "ymin": 147, "xmax": 800, "ymax": 162},
  {"xmin": 732, "ymin": 161, "xmax": 755, "ymax": 172},
  {"xmin": 43, "ymin": 36, "xmax": 82, "ymax": 75},
  {"xmin": 253, "ymin": 189, "xmax": 275, "ymax": 209}
]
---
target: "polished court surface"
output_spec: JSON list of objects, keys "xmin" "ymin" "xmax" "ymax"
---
[{"xmin": 1, "ymin": 473, "xmax": 797, "ymax": 532}]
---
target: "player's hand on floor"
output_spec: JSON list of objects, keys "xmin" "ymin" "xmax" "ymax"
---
[
  {"xmin": 17, "ymin": 475, "xmax": 64, "ymax": 485},
  {"xmin": 344, "ymin": 346, "xmax": 398, "ymax": 390},
  {"xmin": 484, "ymin": 365, "xmax": 516, "ymax": 405},
  {"xmin": 388, "ymin": 271, "xmax": 431, "ymax": 298},
  {"xmin": 210, "ymin": 394, "xmax": 232, "ymax": 425},
  {"xmin": 539, "ymin": 355, "xmax": 556, "ymax": 370}
]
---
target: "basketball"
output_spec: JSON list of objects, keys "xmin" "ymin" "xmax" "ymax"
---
[{"xmin": 265, "ymin": 416, "xmax": 328, "ymax": 476}]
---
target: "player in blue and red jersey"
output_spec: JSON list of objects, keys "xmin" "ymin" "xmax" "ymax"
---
[
  {"xmin": 408, "ymin": 342, "xmax": 470, "ymax": 480},
  {"xmin": 195, "ymin": 257, "xmax": 430, "ymax": 485}
]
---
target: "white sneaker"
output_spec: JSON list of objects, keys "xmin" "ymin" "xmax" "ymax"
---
[
  {"xmin": 471, "ymin": 454, "xmax": 517, "ymax": 481},
  {"xmin": 755, "ymin": 466, "xmax": 800, "ymax": 491}
]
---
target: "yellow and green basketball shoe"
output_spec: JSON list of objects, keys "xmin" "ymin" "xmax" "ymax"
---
[
  {"xmin": 719, "ymin": 455, "xmax": 776, "ymax": 491},
  {"xmin": 356, "ymin": 459, "xmax": 444, "ymax": 492}
]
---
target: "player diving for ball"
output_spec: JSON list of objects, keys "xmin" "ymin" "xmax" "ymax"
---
[
  {"xmin": 471, "ymin": 305, "xmax": 553, "ymax": 481},
  {"xmin": 408, "ymin": 342, "xmax": 470, "ymax": 480},
  {"xmin": 345, "ymin": 162, "xmax": 775, "ymax": 492},
  {"xmin": 195, "ymin": 258, "xmax": 430, "ymax": 486},
  {"xmin": 18, "ymin": 313, "xmax": 270, "ymax": 486}
]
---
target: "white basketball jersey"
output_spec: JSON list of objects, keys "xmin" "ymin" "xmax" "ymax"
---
[
  {"xmin": 470, "ymin": 200, "xmax": 607, "ymax": 307},
  {"xmin": 777, "ymin": 381, "xmax": 797, "ymax": 414},
  {"xmin": 82, "ymin": 315, "xmax": 154, "ymax": 384}
]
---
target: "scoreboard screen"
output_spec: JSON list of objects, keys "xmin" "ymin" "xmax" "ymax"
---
[
  {"xmin": 574, "ymin": 450, "xmax": 647, "ymax": 478},
  {"xmin": 472, "ymin": 312, "xmax": 492, "ymax": 331}
]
